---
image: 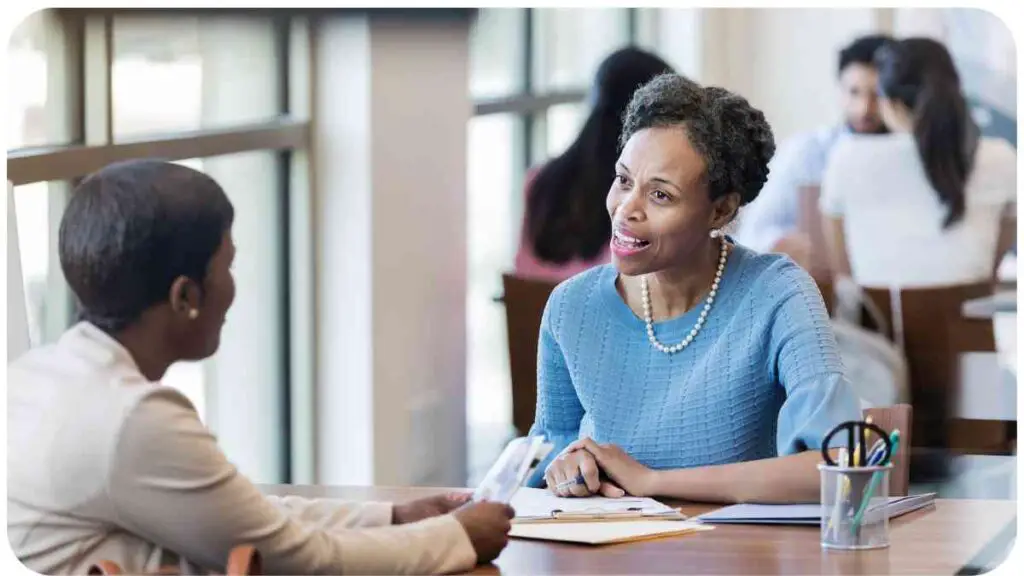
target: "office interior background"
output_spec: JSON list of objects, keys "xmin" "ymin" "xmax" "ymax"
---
[{"xmin": 6, "ymin": 7, "xmax": 1016, "ymax": 488}]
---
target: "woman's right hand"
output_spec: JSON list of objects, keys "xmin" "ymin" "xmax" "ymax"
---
[
  {"xmin": 544, "ymin": 444, "xmax": 624, "ymax": 497},
  {"xmin": 452, "ymin": 501, "xmax": 514, "ymax": 564}
]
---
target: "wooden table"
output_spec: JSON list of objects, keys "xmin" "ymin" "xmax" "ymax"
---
[{"xmin": 261, "ymin": 485, "xmax": 1016, "ymax": 575}]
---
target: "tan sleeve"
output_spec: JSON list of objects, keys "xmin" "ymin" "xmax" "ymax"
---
[
  {"xmin": 267, "ymin": 495, "xmax": 393, "ymax": 529},
  {"xmin": 107, "ymin": 389, "xmax": 476, "ymax": 574}
]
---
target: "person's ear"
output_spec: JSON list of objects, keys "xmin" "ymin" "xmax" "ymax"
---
[
  {"xmin": 168, "ymin": 276, "xmax": 202, "ymax": 321},
  {"xmin": 710, "ymin": 192, "xmax": 741, "ymax": 231}
]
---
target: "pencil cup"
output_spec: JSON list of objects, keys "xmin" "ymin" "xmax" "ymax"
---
[{"xmin": 818, "ymin": 463, "xmax": 892, "ymax": 550}]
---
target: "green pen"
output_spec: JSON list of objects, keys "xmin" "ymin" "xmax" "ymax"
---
[{"xmin": 850, "ymin": 430, "xmax": 900, "ymax": 535}]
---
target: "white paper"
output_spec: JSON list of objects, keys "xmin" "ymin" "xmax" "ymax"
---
[
  {"xmin": 473, "ymin": 437, "xmax": 551, "ymax": 504},
  {"xmin": 510, "ymin": 487, "xmax": 677, "ymax": 520}
]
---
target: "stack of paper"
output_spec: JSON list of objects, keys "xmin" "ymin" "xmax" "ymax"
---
[
  {"xmin": 696, "ymin": 493, "xmax": 936, "ymax": 525},
  {"xmin": 507, "ymin": 488, "xmax": 706, "ymax": 544},
  {"xmin": 510, "ymin": 487, "xmax": 684, "ymax": 522}
]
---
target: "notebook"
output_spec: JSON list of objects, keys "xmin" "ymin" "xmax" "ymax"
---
[
  {"xmin": 510, "ymin": 487, "xmax": 687, "ymax": 523},
  {"xmin": 509, "ymin": 520, "xmax": 713, "ymax": 545},
  {"xmin": 695, "ymin": 492, "xmax": 936, "ymax": 525}
]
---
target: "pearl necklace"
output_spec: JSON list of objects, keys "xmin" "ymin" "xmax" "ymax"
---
[{"xmin": 642, "ymin": 238, "xmax": 729, "ymax": 354}]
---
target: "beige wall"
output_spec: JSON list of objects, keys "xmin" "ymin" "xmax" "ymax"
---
[
  {"xmin": 312, "ymin": 14, "xmax": 471, "ymax": 487},
  {"xmin": 655, "ymin": 8, "xmax": 892, "ymax": 143}
]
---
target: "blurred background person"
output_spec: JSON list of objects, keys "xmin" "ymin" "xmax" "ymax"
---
[
  {"xmin": 514, "ymin": 47, "xmax": 674, "ymax": 283},
  {"xmin": 820, "ymin": 37, "xmax": 1016, "ymax": 288},
  {"xmin": 734, "ymin": 34, "xmax": 893, "ymax": 268}
]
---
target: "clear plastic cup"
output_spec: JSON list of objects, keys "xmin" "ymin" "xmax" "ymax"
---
[{"xmin": 819, "ymin": 462, "xmax": 892, "ymax": 550}]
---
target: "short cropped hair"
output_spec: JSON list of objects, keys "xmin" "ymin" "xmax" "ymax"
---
[{"xmin": 59, "ymin": 160, "xmax": 234, "ymax": 332}]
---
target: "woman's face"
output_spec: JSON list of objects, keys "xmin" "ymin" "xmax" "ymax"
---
[
  {"xmin": 606, "ymin": 126, "xmax": 729, "ymax": 277},
  {"xmin": 172, "ymin": 230, "xmax": 236, "ymax": 360}
]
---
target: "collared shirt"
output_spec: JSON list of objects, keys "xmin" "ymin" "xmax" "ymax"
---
[
  {"xmin": 7, "ymin": 322, "xmax": 476, "ymax": 575},
  {"xmin": 735, "ymin": 125, "xmax": 848, "ymax": 252}
]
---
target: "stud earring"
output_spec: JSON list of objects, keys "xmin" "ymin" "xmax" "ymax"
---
[
  {"xmin": 188, "ymin": 309, "xmax": 199, "ymax": 320},
  {"xmin": 709, "ymin": 228, "xmax": 722, "ymax": 239}
]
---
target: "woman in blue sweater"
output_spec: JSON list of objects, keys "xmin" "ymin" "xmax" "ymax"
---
[{"xmin": 529, "ymin": 74, "xmax": 861, "ymax": 504}]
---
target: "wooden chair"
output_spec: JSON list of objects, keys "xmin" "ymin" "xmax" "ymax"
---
[
  {"xmin": 797, "ymin": 185, "xmax": 836, "ymax": 315},
  {"xmin": 501, "ymin": 274, "xmax": 557, "ymax": 436},
  {"xmin": 858, "ymin": 283, "xmax": 1010, "ymax": 458},
  {"xmin": 87, "ymin": 545, "xmax": 262, "ymax": 575},
  {"xmin": 863, "ymin": 404, "xmax": 913, "ymax": 497}
]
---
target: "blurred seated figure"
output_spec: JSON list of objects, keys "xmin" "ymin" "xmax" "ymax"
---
[
  {"xmin": 734, "ymin": 34, "xmax": 894, "ymax": 268},
  {"xmin": 821, "ymin": 38, "xmax": 1016, "ymax": 288},
  {"xmin": 514, "ymin": 47, "xmax": 673, "ymax": 283}
]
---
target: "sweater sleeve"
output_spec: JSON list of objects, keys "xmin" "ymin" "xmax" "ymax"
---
[
  {"xmin": 267, "ymin": 495, "xmax": 393, "ymax": 529},
  {"xmin": 107, "ymin": 388, "xmax": 476, "ymax": 575},
  {"xmin": 526, "ymin": 287, "xmax": 584, "ymax": 486},
  {"xmin": 767, "ymin": 267, "xmax": 861, "ymax": 454}
]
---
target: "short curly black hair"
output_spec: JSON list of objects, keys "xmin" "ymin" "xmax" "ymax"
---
[{"xmin": 620, "ymin": 73, "xmax": 776, "ymax": 207}]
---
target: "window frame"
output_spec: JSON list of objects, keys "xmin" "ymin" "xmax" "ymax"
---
[
  {"xmin": 5, "ymin": 8, "xmax": 311, "ymax": 484},
  {"xmin": 470, "ymin": 8, "xmax": 639, "ymax": 171}
]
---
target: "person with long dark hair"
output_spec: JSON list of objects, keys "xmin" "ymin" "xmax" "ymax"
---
[
  {"xmin": 514, "ymin": 48, "xmax": 674, "ymax": 282},
  {"xmin": 735, "ymin": 34, "xmax": 894, "ymax": 266},
  {"xmin": 821, "ymin": 38, "xmax": 1016, "ymax": 287}
]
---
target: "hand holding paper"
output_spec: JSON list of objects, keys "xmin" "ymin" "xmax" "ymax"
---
[{"xmin": 474, "ymin": 436, "xmax": 553, "ymax": 504}]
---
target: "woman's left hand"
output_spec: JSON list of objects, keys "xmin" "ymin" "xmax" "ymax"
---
[
  {"xmin": 392, "ymin": 492, "xmax": 471, "ymax": 524},
  {"xmin": 568, "ymin": 438, "xmax": 659, "ymax": 497}
]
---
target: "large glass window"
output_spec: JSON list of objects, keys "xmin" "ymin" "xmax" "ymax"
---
[
  {"xmin": 112, "ymin": 14, "xmax": 281, "ymax": 139},
  {"xmin": 465, "ymin": 8, "xmax": 636, "ymax": 482},
  {"xmin": 469, "ymin": 9, "xmax": 526, "ymax": 99},
  {"xmin": 7, "ymin": 10, "xmax": 304, "ymax": 485},
  {"xmin": 11, "ymin": 181, "xmax": 71, "ymax": 347},
  {"xmin": 466, "ymin": 114, "xmax": 522, "ymax": 482},
  {"xmin": 7, "ymin": 10, "xmax": 73, "ymax": 149},
  {"xmin": 544, "ymin": 102, "xmax": 587, "ymax": 157},
  {"xmin": 532, "ymin": 8, "xmax": 632, "ymax": 92}
]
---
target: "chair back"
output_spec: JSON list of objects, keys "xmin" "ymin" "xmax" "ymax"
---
[
  {"xmin": 88, "ymin": 545, "xmax": 262, "ymax": 575},
  {"xmin": 796, "ymin": 185, "xmax": 836, "ymax": 314},
  {"xmin": 863, "ymin": 404, "xmax": 913, "ymax": 497},
  {"xmin": 860, "ymin": 283, "xmax": 1007, "ymax": 455},
  {"xmin": 501, "ymin": 274, "xmax": 556, "ymax": 436}
]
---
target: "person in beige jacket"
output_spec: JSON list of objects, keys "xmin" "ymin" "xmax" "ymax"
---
[{"xmin": 6, "ymin": 160, "xmax": 513, "ymax": 575}]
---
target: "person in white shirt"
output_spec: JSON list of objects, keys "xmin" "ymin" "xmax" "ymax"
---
[
  {"xmin": 6, "ymin": 160, "xmax": 514, "ymax": 575},
  {"xmin": 820, "ymin": 38, "xmax": 1017, "ymax": 288},
  {"xmin": 734, "ymin": 34, "xmax": 894, "ymax": 265}
]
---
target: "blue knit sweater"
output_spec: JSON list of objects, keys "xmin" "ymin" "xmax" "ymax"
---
[{"xmin": 527, "ymin": 243, "xmax": 860, "ymax": 486}]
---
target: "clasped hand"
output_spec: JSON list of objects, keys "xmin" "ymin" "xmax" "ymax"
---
[{"xmin": 543, "ymin": 437, "xmax": 658, "ymax": 498}]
